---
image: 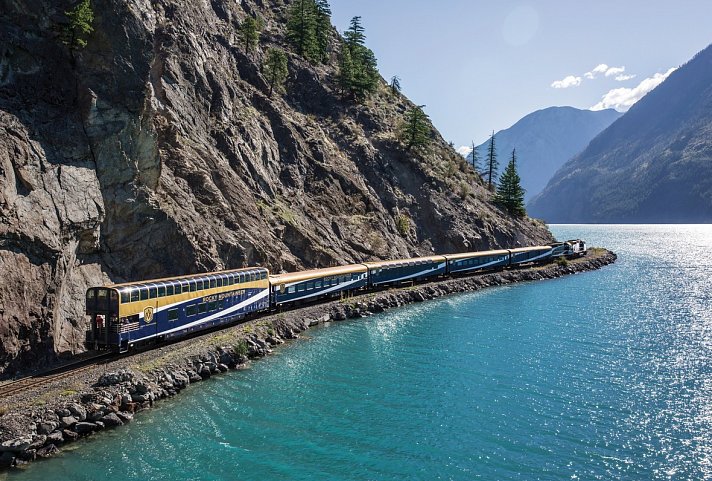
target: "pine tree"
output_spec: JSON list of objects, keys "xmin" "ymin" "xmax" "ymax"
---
[
  {"xmin": 314, "ymin": 0, "xmax": 332, "ymax": 63},
  {"xmin": 390, "ymin": 75, "xmax": 401, "ymax": 94},
  {"xmin": 401, "ymin": 105, "xmax": 431, "ymax": 150},
  {"xmin": 286, "ymin": 0, "xmax": 319, "ymax": 61},
  {"xmin": 62, "ymin": 0, "xmax": 94, "ymax": 54},
  {"xmin": 338, "ymin": 16, "xmax": 379, "ymax": 100},
  {"xmin": 263, "ymin": 48, "xmax": 289, "ymax": 97},
  {"xmin": 486, "ymin": 130, "xmax": 499, "ymax": 188},
  {"xmin": 239, "ymin": 15, "xmax": 261, "ymax": 53},
  {"xmin": 495, "ymin": 148, "xmax": 526, "ymax": 217},
  {"xmin": 469, "ymin": 140, "xmax": 481, "ymax": 174}
]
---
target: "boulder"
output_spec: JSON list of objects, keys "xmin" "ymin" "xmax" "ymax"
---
[
  {"xmin": 46, "ymin": 431, "xmax": 64, "ymax": 444},
  {"xmin": 36, "ymin": 444, "xmax": 60, "ymax": 459},
  {"xmin": 0, "ymin": 437, "xmax": 31, "ymax": 453},
  {"xmin": 62, "ymin": 430, "xmax": 79, "ymax": 442},
  {"xmin": 74, "ymin": 422, "xmax": 97, "ymax": 434},
  {"xmin": 67, "ymin": 403, "xmax": 87, "ymax": 421},
  {"xmin": 116, "ymin": 411, "xmax": 133, "ymax": 423},
  {"xmin": 59, "ymin": 416, "xmax": 78, "ymax": 428},
  {"xmin": 37, "ymin": 421, "xmax": 58, "ymax": 435},
  {"xmin": 100, "ymin": 413, "xmax": 124, "ymax": 428}
]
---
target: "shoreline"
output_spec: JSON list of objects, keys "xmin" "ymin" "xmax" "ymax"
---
[{"xmin": 0, "ymin": 249, "xmax": 617, "ymax": 469}]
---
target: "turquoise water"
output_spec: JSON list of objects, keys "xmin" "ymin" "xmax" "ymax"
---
[{"xmin": 7, "ymin": 225, "xmax": 712, "ymax": 481}]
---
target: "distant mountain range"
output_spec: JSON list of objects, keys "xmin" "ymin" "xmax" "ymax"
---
[
  {"xmin": 529, "ymin": 44, "xmax": 712, "ymax": 223},
  {"xmin": 472, "ymin": 107, "xmax": 621, "ymax": 202}
]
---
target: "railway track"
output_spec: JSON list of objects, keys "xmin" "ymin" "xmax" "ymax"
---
[{"xmin": 0, "ymin": 353, "xmax": 116, "ymax": 399}]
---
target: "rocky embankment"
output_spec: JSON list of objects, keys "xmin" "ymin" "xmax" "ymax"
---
[{"xmin": 0, "ymin": 250, "xmax": 616, "ymax": 468}]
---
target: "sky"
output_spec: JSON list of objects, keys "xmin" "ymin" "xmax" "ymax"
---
[{"xmin": 329, "ymin": 0, "xmax": 712, "ymax": 153}]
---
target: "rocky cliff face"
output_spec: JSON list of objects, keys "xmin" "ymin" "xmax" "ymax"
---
[{"xmin": 0, "ymin": 0, "xmax": 552, "ymax": 375}]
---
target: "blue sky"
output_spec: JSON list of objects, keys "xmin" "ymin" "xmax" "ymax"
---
[{"xmin": 329, "ymin": 1, "xmax": 712, "ymax": 151}]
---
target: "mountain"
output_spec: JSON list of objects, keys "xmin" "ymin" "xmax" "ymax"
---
[
  {"xmin": 529, "ymin": 45, "xmax": 712, "ymax": 223},
  {"xmin": 472, "ymin": 107, "xmax": 621, "ymax": 203},
  {"xmin": 0, "ymin": 0, "xmax": 552, "ymax": 374}
]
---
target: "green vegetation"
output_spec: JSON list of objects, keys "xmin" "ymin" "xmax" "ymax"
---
[
  {"xmin": 234, "ymin": 339, "xmax": 249, "ymax": 357},
  {"xmin": 286, "ymin": 0, "xmax": 330, "ymax": 63},
  {"xmin": 395, "ymin": 214, "xmax": 410, "ymax": 236},
  {"xmin": 239, "ymin": 15, "xmax": 262, "ymax": 53},
  {"xmin": 62, "ymin": 0, "xmax": 94, "ymax": 53},
  {"xmin": 556, "ymin": 257, "xmax": 569, "ymax": 267},
  {"xmin": 401, "ymin": 105, "xmax": 431, "ymax": 150},
  {"xmin": 0, "ymin": 405, "xmax": 8, "ymax": 416},
  {"xmin": 390, "ymin": 75, "xmax": 401, "ymax": 94},
  {"xmin": 338, "ymin": 16, "xmax": 379, "ymax": 100},
  {"xmin": 495, "ymin": 148, "xmax": 526, "ymax": 217},
  {"xmin": 263, "ymin": 48, "xmax": 289, "ymax": 96},
  {"xmin": 486, "ymin": 130, "xmax": 499, "ymax": 189}
]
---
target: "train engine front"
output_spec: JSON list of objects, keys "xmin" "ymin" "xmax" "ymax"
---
[{"xmin": 85, "ymin": 287, "xmax": 121, "ymax": 351}]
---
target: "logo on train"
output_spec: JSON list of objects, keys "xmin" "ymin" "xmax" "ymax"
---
[{"xmin": 143, "ymin": 306, "xmax": 154, "ymax": 323}]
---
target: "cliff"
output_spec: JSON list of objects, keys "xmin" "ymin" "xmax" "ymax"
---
[
  {"xmin": 529, "ymin": 45, "xmax": 712, "ymax": 223},
  {"xmin": 0, "ymin": 0, "xmax": 552, "ymax": 374}
]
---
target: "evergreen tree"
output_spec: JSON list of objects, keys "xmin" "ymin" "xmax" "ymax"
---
[
  {"xmin": 286, "ymin": 0, "xmax": 318, "ymax": 61},
  {"xmin": 401, "ymin": 105, "xmax": 431, "ymax": 150},
  {"xmin": 239, "ymin": 15, "xmax": 261, "ymax": 53},
  {"xmin": 390, "ymin": 75, "xmax": 401, "ymax": 94},
  {"xmin": 62, "ymin": 0, "xmax": 94, "ymax": 53},
  {"xmin": 314, "ymin": 0, "xmax": 332, "ymax": 63},
  {"xmin": 469, "ymin": 140, "xmax": 481, "ymax": 174},
  {"xmin": 486, "ymin": 130, "xmax": 499, "ymax": 188},
  {"xmin": 263, "ymin": 48, "xmax": 289, "ymax": 97},
  {"xmin": 338, "ymin": 16, "xmax": 379, "ymax": 100},
  {"xmin": 495, "ymin": 149, "xmax": 526, "ymax": 217}
]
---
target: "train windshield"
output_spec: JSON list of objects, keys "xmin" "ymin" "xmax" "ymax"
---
[{"xmin": 86, "ymin": 288, "xmax": 119, "ymax": 315}]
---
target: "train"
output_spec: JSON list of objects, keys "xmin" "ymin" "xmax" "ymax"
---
[{"xmin": 85, "ymin": 240, "xmax": 587, "ymax": 353}]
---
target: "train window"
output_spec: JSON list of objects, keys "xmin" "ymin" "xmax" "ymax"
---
[
  {"xmin": 174, "ymin": 284, "xmax": 182, "ymax": 295},
  {"xmin": 129, "ymin": 290, "xmax": 138, "ymax": 302},
  {"xmin": 297, "ymin": 284, "xmax": 305, "ymax": 292},
  {"xmin": 120, "ymin": 291, "xmax": 129, "ymax": 303},
  {"xmin": 158, "ymin": 286, "xmax": 166, "ymax": 297},
  {"xmin": 167, "ymin": 308, "xmax": 178, "ymax": 321},
  {"xmin": 209, "ymin": 301, "xmax": 217, "ymax": 311},
  {"xmin": 287, "ymin": 286, "xmax": 295, "ymax": 294},
  {"xmin": 149, "ymin": 288, "xmax": 157, "ymax": 299},
  {"xmin": 217, "ymin": 278, "xmax": 223, "ymax": 288},
  {"xmin": 140, "ymin": 288, "xmax": 148, "ymax": 301},
  {"xmin": 196, "ymin": 280, "xmax": 203, "ymax": 290},
  {"xmin": 166, "ymin": 285, "xmax": 174, "ymax": 296},
  {"xmin": 86, "ymin": 290, "xmax": 95, "ymax": 301},
  {"xmin": 261, "ymin": 272, "xmax": 267, "ymax": 280},
  {"xmin": 210, "ymin": 279, "xmax": 216, "ymax": 289},
  {"xmin": 227, "ymin": 276, "xmax": 233, "ymax": 286},
  {"xmin": 187, "ymin": 305, "xmax": 197, "ymax": 316},
  {"xmin": 188, "ymin": 281, "xmax": 194, "ymax": 292},
  {"xmin": 198, "ymin": 303, "xmax": 207, "ymax": 314},
  {"xmin": 305, "ymin": 281, "xmax": 313, "ymax": 290},
  {"xmin": 315, "ymin": 280, "xmax": 322, "ymax": 288}
]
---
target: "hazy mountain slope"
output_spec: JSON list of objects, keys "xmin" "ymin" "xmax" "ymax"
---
[
  {"xmin": 529, "ymin": 45, "xmax": 712, "ymax": 223},
  {"xmin": 0, "ymin": 0, "xmax": 552, "ymax": 374},
  {"xmin": 473, "ymin": 107, "xmax": 621, "ymax": 202}
]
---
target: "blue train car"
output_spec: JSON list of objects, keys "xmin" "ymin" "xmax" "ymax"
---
[
  {"xmin": 444, "ymin": 249, "xmax": 510, "ymax": 274},
  {"xmin": 270, "ymin": 264, "xmax": 368, "ymax": 306},
  {"xmin": 550, "ymin": 241, "xmax": 572, "ymax": 257},
  {"xmin": 86, "ymin": 267, "xmax": 270, "ymax": 352},
  {"xmin": 364, "ymin": 256, "xmax": 447, "ymax": 287},
  {"xmin": 508, "ymin": 246, "xmax": 554, "ymax": 266}
]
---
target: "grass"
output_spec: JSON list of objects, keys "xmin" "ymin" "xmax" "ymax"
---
[
  {"xmin": 395, "ymin": 214, "xmax": 410, "ymax": 236},
  {"xmin": 234, "ymin": 340, "xmax": 249, "ymax": 357}
]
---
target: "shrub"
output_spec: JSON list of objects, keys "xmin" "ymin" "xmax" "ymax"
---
[
  {"xmin": 556, "ymin": 257, "xmax": 569, "ymax": 267},
  {"xmin": 395, "ymin": 214, "xmax": 410, "ymax": 236},
  {"xmin": 234, "ymin": 339, "xmax": 249, "ymax": 357}
]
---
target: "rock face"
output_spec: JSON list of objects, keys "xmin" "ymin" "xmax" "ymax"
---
[
  {"xmin": 473, "ymin": 107, "xmax": 621, "ymax": 203},
  {"xmin": 0, "ymin": 0, "xmax": 553, "ymax": 374},
  {"xmin": 529, "ymin": 44, "xmax": 712, "ymax": 223}
]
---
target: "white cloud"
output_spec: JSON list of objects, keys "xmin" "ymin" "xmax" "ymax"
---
[
  {"xmin": 551, "ymin": 75, "xmax": 582, "ymax": 89},
  {"xmin": 456, "ymin": 145, "xmax": 473, "ymax": 157},
  {"xmin": 584, "ymin": 63, "xmax": 627, "ymax": 79},
  {"xmin": 615, "ymin": 74, "xmax": 636, "ymax": 82},
  {"xmin": 590, "ymin": 67, "xmax": 676, "ymax": 111}
]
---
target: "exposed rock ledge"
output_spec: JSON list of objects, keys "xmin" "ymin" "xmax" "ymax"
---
[{"xmin": 0, "ymin": 249, "xmax": 616, "ymax": 468}]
